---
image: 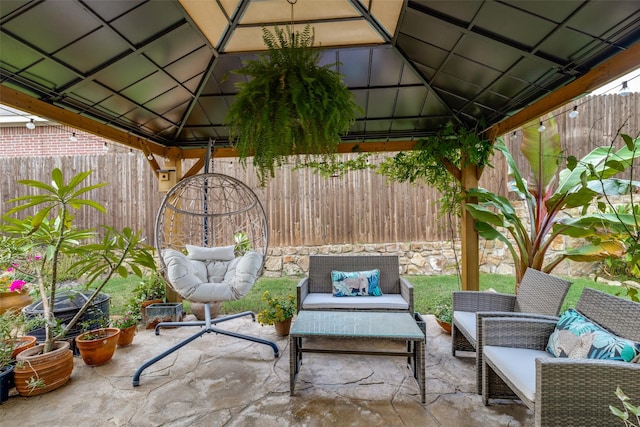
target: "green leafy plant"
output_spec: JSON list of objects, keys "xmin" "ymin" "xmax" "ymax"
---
[
  {"xmin": 610, "ymin": 387, "xmax": 640, "ymax": 426},
  {"xmin": 256, "ymin": 291, "xmax": 296, "ymax": 325},
  {"xmin": 378, "ymin": 120, "xmax": 493, "ymax": 218},
  {"xmin": 465, "ymin": 117, "xmax": 639, "ymax": 288},
  {"xmin": 234, "ymin": 232, "xmax": 251, "ymax": 256},
  {"xmin": 0, "ymin": 168, "xmax": 157, "ymax": 353},
  {"xmin": 225, "ymin": 25, "xmax": 361, "ymax": 185},
  {"xmin": 112, "ymin": 309, "xmax": 140, "ymax": 329},
  {"xmin": 125, "ymin": 273, "xmax": 167, "ymax": 319},
  {"xmin": 0, "ymin": 309, "xmax": 22, "ymax": 368},
  {"xmin": 432, "ymin": 296, "xmax": 453, "ymax": 324}
]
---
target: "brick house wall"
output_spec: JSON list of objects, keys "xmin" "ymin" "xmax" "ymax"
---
[{"xmin": 0, "ymin": 123, "xmax": 130, "ymax": 157}]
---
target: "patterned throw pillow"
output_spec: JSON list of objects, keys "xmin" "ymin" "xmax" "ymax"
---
[
  {"xmin": 546, "ymin": 309, "xmax": 640, "ymax": 362},
  {"xmin": 331, "ymin": 269, "xmax": 382, "ymax": 297}
]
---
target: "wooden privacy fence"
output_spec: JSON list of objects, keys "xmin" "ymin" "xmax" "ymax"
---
[
  {"xmin": 0, "ymin": 94, "xmax": 638, "ymax": 249},
  {"xmin": 0, "ymin": 152, "xmax": 507, "ymax": 247}
]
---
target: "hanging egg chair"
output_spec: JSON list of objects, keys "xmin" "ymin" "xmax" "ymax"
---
[{"xmin": 133, "ymin": 173, "xmax": 278, "ymax": 386}]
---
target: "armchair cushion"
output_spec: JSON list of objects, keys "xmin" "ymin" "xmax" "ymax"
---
[
  {"xmin": 546, "ymin": 309, "xmax": 640, "ymax": 362},
  {"xmin": 483, "ymin": 345, "xmax": 550, "ymax": 403},
  {"xmin": 331, "ymin": 269, "xmax": 382, "ymax": 297}
]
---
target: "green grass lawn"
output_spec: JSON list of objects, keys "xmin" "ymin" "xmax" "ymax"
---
[{"xmin": 103, "ymin": 272, "xmax": 635, "ymax": 317}]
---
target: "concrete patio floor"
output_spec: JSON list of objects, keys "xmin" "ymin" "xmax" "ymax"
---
[{"xmin": 0, "ymin": 314, "xmax": 533, "ymax": 426}]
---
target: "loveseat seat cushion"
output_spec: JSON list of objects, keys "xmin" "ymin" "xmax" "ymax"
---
[
  {"xmin": 301, "ymin": 293, "xmax": 409, "ymax": 310},
  {"xmin": 483, "ymin": 345, "xmax": 551, "ymax": 403}
]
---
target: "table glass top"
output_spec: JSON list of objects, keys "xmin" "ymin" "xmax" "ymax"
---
[{"xmin": 290, "ymin": 311, "xmax": 424, "ymax": 340}]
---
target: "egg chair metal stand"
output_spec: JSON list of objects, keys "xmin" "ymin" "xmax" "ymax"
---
[{"xmin": 133, "ymin": 173, "xmax": 279, "ymax": 386}]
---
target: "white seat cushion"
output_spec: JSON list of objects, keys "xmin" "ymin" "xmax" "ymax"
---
[
  {"xmin": 301, "ymin": 293, "xmax": 409, "ymax": 310},
  {"xmin": 453, "ymin": 311, "xmax": 477, "ymax": 345},
  {"xmin": 163, "ymin": 249, "xmax": 262, "ymax": 303},
  {"xmin": 483, "ymin": 345, "xmax": 551, "ymax": 403}
]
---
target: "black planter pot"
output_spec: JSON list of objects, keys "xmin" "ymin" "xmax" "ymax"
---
[
  {"xmin": 22, "ymin": 290, "xmax": 110, "ymax": 355},
  {"xmin": 0, "ymin": 364, "xmax": 14, "ymax": 404}
]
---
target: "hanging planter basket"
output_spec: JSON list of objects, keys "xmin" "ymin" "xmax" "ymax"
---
[{"xmin": 225, "ymin": 25, "xmax": 362, "ymax": 185}]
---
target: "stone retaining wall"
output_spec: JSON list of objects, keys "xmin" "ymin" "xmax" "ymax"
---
[{"xmin": 263, "ymin": 237, "xmax": 598, "ymax": 278}]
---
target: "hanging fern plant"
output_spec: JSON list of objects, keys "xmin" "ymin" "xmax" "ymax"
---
[{"xmin": 225, "ymin": 25, "xmax": 362, "ymax": 185}]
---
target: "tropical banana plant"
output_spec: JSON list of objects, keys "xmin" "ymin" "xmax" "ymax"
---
[{"xmin": 465, "ymin": 116, "xmax": 639, "ymax": 288}]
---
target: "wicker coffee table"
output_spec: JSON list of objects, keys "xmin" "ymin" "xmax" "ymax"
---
[{"xmin": 289, "ymin": 310, "xmax": 426, "ymax": 403}]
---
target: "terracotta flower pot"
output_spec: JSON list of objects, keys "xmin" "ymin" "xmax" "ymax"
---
[
  {"xmin": 75, "ymin": 328, "xmax": 120, "ymax": 366},
  {"xmin": 14, "ymin": 341, "xmax": 74, "ymax": 396},
  {"xmin": 0, "ymin": 290, "xmax": 33, "ymax": 315},
  {"xmin": 10, "ymin": 335, "xmax": 37, "ymax": 359},
  {"xmin": 117, "ymin": 325, "xmax": 136, "ymax": 347},
  {"xmin": 436, "ymin": 318, "xmax": 452, "ymax": 334},
  {"xmin": 274, "ymin": 319, "xmax": 292, "ymax": 336}
]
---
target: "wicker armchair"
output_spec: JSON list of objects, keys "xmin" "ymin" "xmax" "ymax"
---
[
  {"xmin": 481, "ymin": 287, "xmax": 640, "ymax": 427},
  {"xmin": 452, "ymin": 268, "xmax": 572, "ymax": 393}
]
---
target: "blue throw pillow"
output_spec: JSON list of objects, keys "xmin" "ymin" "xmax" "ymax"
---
[
  {"xmin": 331, "ymin": 269, "xmax": 382, "ymax": 297},
  {"xmin": 546, "ymin": 309, "xmax": 640, "ymax": 362}
]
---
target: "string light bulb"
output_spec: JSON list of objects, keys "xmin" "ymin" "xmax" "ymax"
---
[
  {"xmin": 619, "ymin": 81, "xmax": 631, "ymax": 97},
  {"xmin": 69, "ymin": 132, "xmax": 78, "ymax": 142},
  {"xmin": 568, "ymin": 106, "xmax": 579, "ymax": 119},
  {"xmin": 103, "ymin": 142, "xmax": 109, "ymax": 151},
  {"xmin": 128, "ymin": 148, "xmax": 134, "ymax": 156},
  {"xmin": 538, "ymin": 121, "xmax": 546, "ymax": 132},
  {"xmin": 26, "ymin": 119, "xmax": 35, "ymax": 130},
  {"xmin": 511, "ymin": 131, "xmax": 517, "ymax": 140},
  {"xmin": 147, "ymin": 153, "xmax": 154, "ymax": 160}
]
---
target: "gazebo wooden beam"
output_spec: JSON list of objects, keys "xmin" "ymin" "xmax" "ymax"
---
[
  {"xmin": 0, "ymin": 86, "xmax": 183, "ymax": 163},
  {"xmin": 486, "ymin": 42, "xmax": 640, "ymax": 140}
]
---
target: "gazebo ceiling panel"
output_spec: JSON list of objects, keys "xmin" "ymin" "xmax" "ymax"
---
[
  {"xmin": 93, "ymin": 56, "xmax": 159, "ymax": 93},
  {"xmin": 109, "ymin": 1, "xmax": 186, "ymax": 46},
  {"xmin": 143, "ymin": 25, "xmax": 210, "ymax": 69},
  {"xmin": 395, "ymin": 87, "xmax": 429, "ymax": 117},
  {"xmin": 67, "ymin": 82, "xmax": 114, "ymax": 105},
  {"xmin": 163, "ymin": 48, "xmax": 213, "ymax": 84},
  {"xmin": 24, "ymin": 60, "xmax": 78, "ymax": 91},
  {"xmin": 54, "ymin": 28, "xmax": 130, "ymax": 74},
  {"xmin": 0, "ymin": 0, "xmax": 638, "ymax": 151},
  {"xmin": 238, "ymin": 0, "xmax": 359, "ymax": 24},
  {"xmin": 337, "ymin": 49, "xmax": 372, "ymax": 87}
]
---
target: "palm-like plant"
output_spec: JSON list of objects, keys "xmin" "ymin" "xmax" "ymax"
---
[
  {"xmin": 0, "ymin": 169, "xmax": 156, "ymax": 353},
  {"xmin": 465, "ymin": 116, "xmax": 638, "ymax": 288}
]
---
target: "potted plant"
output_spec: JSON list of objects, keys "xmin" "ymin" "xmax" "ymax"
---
[
  {"xmin": 125, "ymin": 273, "xmax": 166, "ymax": 326},
  {"xmin": 0, "ymin": 309, "xmax": 20, "ymax": 403},
  {"xmin": 225, "ymin": 25, "xmax": 362, "ymax": 185},
  {"xmin": 75, "ymin": 318, "xmax": 120, "ymax": 366},
  {"xmin": 0, "ymin": 246, "xmax": 34, "ymax": 315},
  {"xmin": 433, "ymin": 297, "xmax": 453, "ymax": 334},
  {"xmin": 0, "ymin": 168, "xmax": 156, "ymax": 396},
  {"xmin": 112, "ymin": 309, "xmax": 139, "ymax": 347},
  {"xmin": 256, "ymin": 291, "xmax": 296, "ymax": 336}
]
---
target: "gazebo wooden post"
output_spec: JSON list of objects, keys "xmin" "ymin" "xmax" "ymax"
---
[{"xmin": 461, "ymin": 163, "xmax": 480, "ymax": 291}]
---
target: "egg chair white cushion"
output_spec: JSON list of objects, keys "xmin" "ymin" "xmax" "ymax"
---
[{"xmin": 163, "ymin": 249, "xmax": 263, "ymax": 303}]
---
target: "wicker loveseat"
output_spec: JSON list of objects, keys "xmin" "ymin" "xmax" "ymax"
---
[
  {"xmin": 481, "ymin": 287, "xmax": 640, "ymax": 427},
  {"xmin": 296, "ymin": 255, "xmax": 413, "ymax": 313}
]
